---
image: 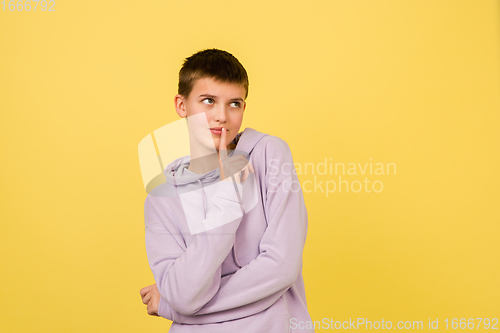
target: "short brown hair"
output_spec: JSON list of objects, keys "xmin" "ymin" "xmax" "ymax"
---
[{"xmin": 178, "ymin": 48, "xmax": 249, "ymax": 99}]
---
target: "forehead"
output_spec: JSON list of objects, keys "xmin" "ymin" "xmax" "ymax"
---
[{"xmin": 190, "ymin": 77, "xmax": 245, "ymax": 98}]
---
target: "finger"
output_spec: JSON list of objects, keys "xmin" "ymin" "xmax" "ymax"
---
[
  {"xmin": 219, "ymin": 127, "xmax": 227, "ymax": 159},
  {"xmin": 139, "ymin": 285, "xmax": 152, "ymax": 297},
  {"xmin": 147, "ymin": 302, "xmax": 154, "ymax": 316},
  {"xmin": 239, "ymin": 160, "xmax": 253, "ymax": 182},
  {"xmin": 218, "ymin": 153, "xmax": 225, "ymax": 180},
  {"xmin": 240, "ymin": 170, "xmax": 247, "ymax": 183},
  {"xmin": 142, "ymin": 292, "xmax": 151, "ymax": 305},
  {"xmin": 248, "ymin": 162, "xmax": 254, "ymax": 173},
  {"xmin": 240, "ymin": 166, "xmax": 249, "ymax": 183},
  {"xmin": 147, "ymin": 300, "xmax": 159, "ymax": 317},
  {"xmin": 218, "ymin": 128, "xmax": 228, "ymax": 179}
]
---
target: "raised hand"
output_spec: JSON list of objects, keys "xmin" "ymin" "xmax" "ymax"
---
[{"xmin": 218, "ymin": 128, "xmax": 254, "ymax": 184}]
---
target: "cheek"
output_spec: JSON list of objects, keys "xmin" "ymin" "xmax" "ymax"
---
[
  {"xmin": 188, "ymin": 108, "xmax": 205, "ymax": 117},
  {"xmin": 231, "ymin": 113, "xmax": 244, "ymax": 124},
  {"xmin": 187, "ymin": 111, "xmax": 211, "ymax": 130},
  {"xmin": 204, "ymin": 112, "xmax": 212, "ymax": 122},
  {"xmin": 185, "ymin": 101, "xmax": 207, "ymax": 116},
  {"xmin": 189, "ymin": 106, "xmax": 211, "ymax": 120}
]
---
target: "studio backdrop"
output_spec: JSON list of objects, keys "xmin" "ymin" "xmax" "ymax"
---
[{"xmin": 1, "ymin": 0, "xmax": 499, "ymax": 332}]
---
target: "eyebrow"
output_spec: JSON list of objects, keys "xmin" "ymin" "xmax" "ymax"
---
[{"xmin": 199, "ymin": 94, "xmax": 244, "ymax": 103}]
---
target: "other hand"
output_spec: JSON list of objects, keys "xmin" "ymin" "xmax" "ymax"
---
[{"xmin": 139, "ymin": 284, "xmax": 160, "ymax": 317}]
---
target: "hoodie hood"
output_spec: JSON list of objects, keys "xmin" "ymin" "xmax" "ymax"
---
[{"xmin": 164, "ymin": 155, "xmax": 220, "ymax": 187}]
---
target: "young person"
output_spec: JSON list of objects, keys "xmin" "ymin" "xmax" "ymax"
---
[{"xmin": 140, "ymin": 49, "xmax": 314, "ymax": 332}]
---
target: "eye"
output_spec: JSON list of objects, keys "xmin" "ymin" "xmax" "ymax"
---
[
  {"xmin": 202, "ymin": 98, "xmax": 214, "ymax": 105},
  {"xmin": 230, "ymin": 101, "xmax": 241, "ymax": 108}
]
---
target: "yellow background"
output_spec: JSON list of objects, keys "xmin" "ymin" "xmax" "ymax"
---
[{"xmin": 1, "ymin": 0, "xmax": 499, "ymax": 331}]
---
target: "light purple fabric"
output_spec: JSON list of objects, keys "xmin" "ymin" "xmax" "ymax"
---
[{"xmin": 144, "ymin": 127, "xmax": 314, "ymax": 332}]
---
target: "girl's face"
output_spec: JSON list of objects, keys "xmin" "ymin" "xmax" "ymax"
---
[{"xmin": 175, "ymin": 77, "xmax": 246, "ymax": 151}]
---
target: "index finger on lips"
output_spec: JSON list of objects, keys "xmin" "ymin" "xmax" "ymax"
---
[
  {"xmin": 218, "ymin": 128, "xmax": 228, "ymax": 179},
  {"xmin": 219, "ymin": 128, "xmax": 228, "ymax": 159}
]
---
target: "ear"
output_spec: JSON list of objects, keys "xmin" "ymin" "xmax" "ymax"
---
[
  {"xmin": 243, "ymin": 101, "xmax": 246, "ymax": 112},
  {"xmin": 174, "ymin": 94, "xmax": 187, "ymax": 118}
]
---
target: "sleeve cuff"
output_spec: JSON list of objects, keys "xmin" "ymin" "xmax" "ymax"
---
[{"xmin": 158, "ymin": 296, "xmax": 174, "ymax": 321}]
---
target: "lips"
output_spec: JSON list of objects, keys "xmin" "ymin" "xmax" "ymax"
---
[{"xmin": 209, "ymin": 127, "xmax": 226, "ymax": 136}]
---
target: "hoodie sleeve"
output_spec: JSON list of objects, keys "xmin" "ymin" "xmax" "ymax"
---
[
  {"xmin": 162, "ymin": 137, "xmax": 308, "ymax": 324},
  {"xmin": 144, "ymin": 180, "xmax": 245, "ymax": 317}
]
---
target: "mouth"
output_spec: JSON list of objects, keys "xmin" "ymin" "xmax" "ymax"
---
[{"xmin": 209, "ymin": 127, "xmax": 228, "ymax": 136}]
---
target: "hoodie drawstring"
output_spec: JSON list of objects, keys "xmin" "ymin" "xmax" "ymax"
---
[{"xmin": 172, "ymin": 167, "xmax": 180, "ymax": 198}]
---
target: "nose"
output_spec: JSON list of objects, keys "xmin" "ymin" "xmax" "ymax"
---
[{"xmin": 213, "ymin": 104, "xmax": 227, "ymax": 123}]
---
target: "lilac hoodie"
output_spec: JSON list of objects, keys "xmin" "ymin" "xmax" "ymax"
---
[{"xmin": 144, "ymin": 127, "xmax": 314, "ymax": 332}]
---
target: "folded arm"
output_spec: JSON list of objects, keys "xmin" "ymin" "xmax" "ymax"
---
[{"xmin": 145, "ymin": 181, "xmax": 244, "ymax": 318}]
